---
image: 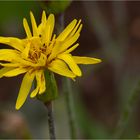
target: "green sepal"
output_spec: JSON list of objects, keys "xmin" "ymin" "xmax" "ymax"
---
[{"xmin": 37, "ymin": 70, "xmax": 58, "ymax": 103}]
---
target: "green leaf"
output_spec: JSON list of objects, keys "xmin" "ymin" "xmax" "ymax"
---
[
  {"xmin": 41, "ymin": 1, "xmax": 72, "ymax": 14},
  {"xmin": 37, "ymin": 70, "xmax": 58, "ymax": 103}
]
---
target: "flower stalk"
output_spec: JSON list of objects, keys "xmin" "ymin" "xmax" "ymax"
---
[
  {"xmin": 45, "ymin": 102, "xmax": 56, "ymax": 140},
  {"xmin": 59, "ymin": 13, "xmax": 77, "ymax": 139},
  {"xmin": 64, "ymin": 78, "xmax": 77, "ymax": 139},
  {"xmin": 37, "ymin": 70, "xmax": 57, "ymax": 139}
]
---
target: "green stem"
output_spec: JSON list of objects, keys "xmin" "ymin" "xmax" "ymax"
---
[
  {"xmin": 58, "ymin": 13, "xmax": 77, "ymax": 139},
  {"xmin": 113, "ymin": 80, "xmax": 140, "ymax": 138},
  {"xmin": 64, "ymin": 78, "xmax": 77, "ymax": 139},
  {"xmin": 45, "ymin": 102, "xmax": 56, "ymax": 140}
]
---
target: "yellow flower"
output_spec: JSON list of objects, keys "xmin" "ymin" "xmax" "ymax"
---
[{"xmin": 0, "ymin": 11, "xmax": 101, "ymax": 110}]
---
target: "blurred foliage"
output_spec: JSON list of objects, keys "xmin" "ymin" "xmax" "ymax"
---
[
  {"xmin": 0, "ymin": 1, "xmax": 40, "ymax": 23},
  {"xmin": 0, "ymin": 1, "xmax": 41, "ymax": 36},
  {"xmin": 72, "ymin": 85, "xmax": 110, "ymax": 139},
  {"xmin": 40, "ymin": 1, "xmax": 72, "ymax": 14}
]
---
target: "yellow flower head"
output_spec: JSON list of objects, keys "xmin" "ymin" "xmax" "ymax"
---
[{"xmin": 0, "ymin": 11, "xmax": 101, "ymax": 110}]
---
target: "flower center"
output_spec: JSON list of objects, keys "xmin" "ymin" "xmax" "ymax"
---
[
  {"xmin": 30, "ymin": 38, "xmax": 44, "ymax": 59},
  {"xmin": 22, "ymin": 37, "xmax": 47, "ymax": 66}
]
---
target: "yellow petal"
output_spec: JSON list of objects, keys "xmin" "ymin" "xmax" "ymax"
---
[
  {"xmin": 0, "ymin": 49, "xmax": 20, "ymax": 62},
  {"xmin": 15, "ymin": 71, "xmax": 35, "ymax": 110},
  {"xmin": 30, "ymin": 86, "xmax": 39, "ymax": 98},
  {"xmin": 3, "ymin": 67, "xmax": 28, "ymax": 77},
  {"xmin": 39, "ymin": 72, "xmax": 46, "ymax": 94},
  {"xmin": 23, "ymin": 18, "xmax": 32, "ymax": 38},
  {"xmin": 68, "ymin": 20, "xmax": 82, "ymax": 38},
  {"xmin": 73, "ymin": 56, "xmax": 102, "ymax": 64},
  {"xmin": 46, "ymin": 34, "xmax": 56, "ymax": 56},
  {"xmin": 47, "ymin": 14, "xmax": 55, "ymax": 40},
  {"xmin": 57, "ymin": 19, "xmax": 77, "ymax": 41},
  {"xmin": 50, "ymin": 32, "xmax": 80, "ymax": 57},
  {"xmin": 76, "ymin": 24, "xmax": 83, "ymax": 34},
  {"xmin": 43, "ymin": 14, "xmax": 55, "ymax": 46},
  {"xmin": 0, "ymin": 62, "xmax": 20, "ymax": 67},
  {"xmin": 47, "ymin": 41, "xmax": 62, "ymax": 61},
  {"xmin": 0, "ymin": 37, "xmax": 24, "ymax": 51},
  {"xmin": 64, "ymin": 43, "xmax": 79, "ymax": 54},
  {"xmin": 37, "ymin": 70, "xmax": 46, "ymax": 94},
  {"xmin": 21, "ymin": 42, "xmax": 31, "ymax": 59},
  {"xmin": 30, "ymin": 72, "xmax": 39, "ymax": 98},
  {"xmin": 58, "ymin": 32, "xmax": 80, "ymax": 53},
  {"xmin": 37, "ymin": 11, "xmax": 48, "ymax": 37},
  {"xmin": 38, "ymin": 53, "xmax": 47, "ymax": 66},
  {"xmin": 30, "ymin": 11, "xmax": 38, "ymax": 36},
  {"xmin": 0, "ymin": 67, "xmax": 14, "ymax": 78},
  {"xmin": 30, "ymin": 70, "xmax": 46, "ymax": 97},
  {"xmin": 41, "ymin": 10, "xmax": 47, "ymax": 24},
  {"xmin": 48, "ymin": 59, "xmax": 76, "ymax": 78},
  {"xmin": 16, "ymin": 58, "xmax": 40, "ymax": 67},
  {"xmin": 37, "ymin": 14, "xmax": 54, "ymax": 46},
  {"xmin": 58, "ymin": 53, "xmax": 82, "ymax": 76},
  {"xmin": 3, "ymin": 52, "xmax": 38, "ymax": 67}
]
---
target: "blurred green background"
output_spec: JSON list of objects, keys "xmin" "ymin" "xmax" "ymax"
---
[{"xmin": 0, "ymin": 1, "xmax": 140, "ymax": 139}]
